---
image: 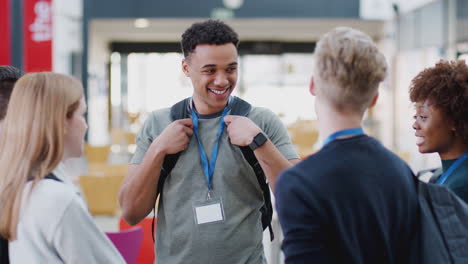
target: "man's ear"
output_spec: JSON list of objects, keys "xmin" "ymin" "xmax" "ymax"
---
[
  {"xmin": 182, "ymin": 59, "xmax": 190, "ymax": 77},
  {"xmin": 309, "ymin": 77, "xmax": 316, "ymax": 96},
  {"xmin": 369, "ymin": 92, "xmax": 379, "ymax": 108}
]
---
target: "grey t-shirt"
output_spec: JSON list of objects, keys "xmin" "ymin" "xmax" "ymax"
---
[{"xmin": 131, "ymin": 102, "xmax": 298, "ymax": 264}]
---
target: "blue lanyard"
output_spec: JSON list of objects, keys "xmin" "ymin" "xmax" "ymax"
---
[
  {"xmin": 191, "ymin": 101, "xmax": 230, "ymax": 191},
  {"xmin": 323, "ymin": 127, "xmax": 365, "ymax": 146},
  {"xmin": 436, "ymin": 152, "xmax": 468, "ymax": 185}
]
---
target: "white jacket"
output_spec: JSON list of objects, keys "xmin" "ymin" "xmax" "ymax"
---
[{"xmin": 9, "ymin": 164, "xmax": 125, "ymax": 264}]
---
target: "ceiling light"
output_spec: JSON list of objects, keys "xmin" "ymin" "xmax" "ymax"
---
[
  {"xmin": 134, "ymin": 18, "xmax": 149, "ymax": 28},
  {"xmin": 223, "ymin": 0, "xmax": 244, "ymax": 9}
]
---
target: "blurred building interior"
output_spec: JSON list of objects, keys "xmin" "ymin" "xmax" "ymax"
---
[{"xmin": 1, "ymin": 0, "xmax": 467, "ymax": 263}]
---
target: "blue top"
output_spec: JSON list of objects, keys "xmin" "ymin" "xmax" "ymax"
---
[
  {"xmin": 436, "ymin": 152, "xmax": 468, "ymax": 184},
  {"xmin": 439, "ymin": 154, "xmax": 468, "ymax": 203}
]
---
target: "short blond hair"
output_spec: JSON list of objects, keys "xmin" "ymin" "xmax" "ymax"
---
[{"xmin": 314, "ymin": 27, "xmax": 387, "ymax": 112}]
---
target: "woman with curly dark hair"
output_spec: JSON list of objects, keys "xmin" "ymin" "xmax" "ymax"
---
[{"xmin": 410, "ymin": 60, "xmax": 468, "ymax": 202}]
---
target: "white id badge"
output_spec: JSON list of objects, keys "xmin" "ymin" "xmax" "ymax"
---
[{"xmin": 193, "ymin": 192, "xmax": 225, "ymax": 225}]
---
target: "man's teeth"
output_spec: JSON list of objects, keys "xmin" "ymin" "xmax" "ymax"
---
[
  {"xmin": 416, "ymin": 137, "xmax": 424, "ymax": 144},
  {"xmin": 210, "ymin": 89, "xmax": 227, "ymax": 94}
]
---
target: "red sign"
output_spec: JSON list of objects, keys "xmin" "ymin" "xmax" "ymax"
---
[
  {"xmin": 23, "ymin": 0, "xmax": 53, "ymax": 72},
  {"xmin": 0, "ymin": 0, "xmax": 11, "ymax": 65}
]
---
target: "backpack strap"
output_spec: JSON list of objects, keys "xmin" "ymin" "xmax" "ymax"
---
[
  {"xmin": 156, "ymin": 98, "xmax": 190, "ymax": 197},
  {"xmin": 152, "ymin": 98, "xmax": 190, "ymax": 242},
  {"xmin": 229, "ymin": 96, "xmax": 251, "ymax": 116},
  {"xmin": 170, "ymin": 97, "xmax": 191, "ymax": 121},
  {"xmin": 230, "ymin": 97, "xmax": 274, "ymax": 241},
  {"xmin": 239, "ymin": 146, "xmax": 275, "ymax": 241}
]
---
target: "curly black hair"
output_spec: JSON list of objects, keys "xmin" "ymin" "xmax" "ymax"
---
[
  {"xmin": 0, "ymin": 66, "xmax": 24, "ymax": 120},
  {"xmin": 181, "ymin": 19, "xmax": 239, "ymax": 58},
  {"xmin": 409, "ymin": 60, "xmax": 468, "ymax": 144}
]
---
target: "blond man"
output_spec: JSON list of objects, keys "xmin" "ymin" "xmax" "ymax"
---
[{"xmin": 275, "ymin": 27, "xmax": 419, "ymax": 263}]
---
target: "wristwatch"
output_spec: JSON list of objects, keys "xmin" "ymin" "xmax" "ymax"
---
[{"xmin": 249, "ymin": 132, "xmax": 268, "ymax": 150}]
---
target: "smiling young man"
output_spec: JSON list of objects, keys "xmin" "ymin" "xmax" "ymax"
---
[
  {"xmin": 410, "ymin": 60, "xmax": 468, "ymax": 202},
  {"xmin": 118, "ymin": 20, "xmax": 300, "ymax": 263}
]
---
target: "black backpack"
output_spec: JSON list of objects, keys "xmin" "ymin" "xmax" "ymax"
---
[
  {"xmin": 0, "ymin": 173, "xmax": 62, "ymax": 264},
  {"xmin": 152, "ymin": 96, "xmax": 274, "ymax": 242},
  {"xmin": 411, "ymin": 175, "xmax": 468, "ymax": 263}
]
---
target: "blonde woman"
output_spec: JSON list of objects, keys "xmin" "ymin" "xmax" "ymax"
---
[{"xmin": 0, "ymin": 73, "xmax": 124, "ymax": 263}]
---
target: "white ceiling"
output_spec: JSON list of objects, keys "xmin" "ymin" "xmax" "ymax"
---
[{"xmin": 90, "ymin": 18, "xmax": 386, "ymax": 43}]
